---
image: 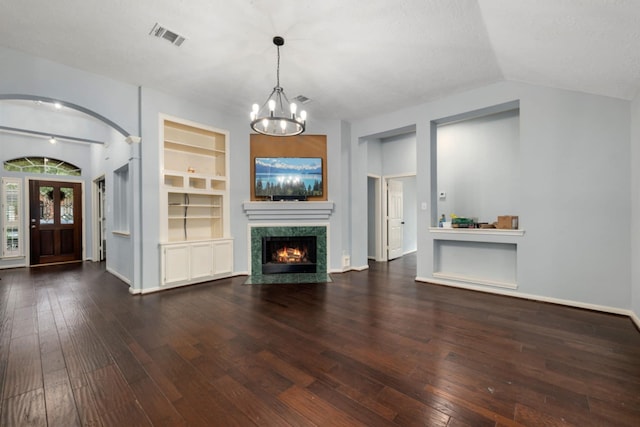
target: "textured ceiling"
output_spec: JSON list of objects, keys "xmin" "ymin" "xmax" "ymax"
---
[{"xmin": 0, "ymin": 0, "xmax": 638, "ymax": 122}]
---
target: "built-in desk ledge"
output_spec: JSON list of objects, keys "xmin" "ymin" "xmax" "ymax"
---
[
  {"xmin": 243, "ymin": 201, "xmax": 334, "ymax": 221},
  {"xmin": 429, "ymin": 227, "xmax": 525, "ymax": 236}
]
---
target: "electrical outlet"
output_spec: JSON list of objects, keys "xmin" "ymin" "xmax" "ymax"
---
[{"xmin": 342, "ymin": 255, "xmax": 351, "ymax": 268}]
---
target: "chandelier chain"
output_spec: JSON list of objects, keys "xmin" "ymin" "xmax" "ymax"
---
[{"xmin": 276, "ymin": 45, "xmax": 281, "ymax": 88}]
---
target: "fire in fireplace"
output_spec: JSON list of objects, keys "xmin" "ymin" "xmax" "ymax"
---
[{"xmin": 262, "ymin": 236, "xmax": 317, "ymax": 274}]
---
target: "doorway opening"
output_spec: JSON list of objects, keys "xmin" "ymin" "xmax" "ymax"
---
[{"xmin": 368, "ymin": 174, "xmax": 417, "ymax": 262}]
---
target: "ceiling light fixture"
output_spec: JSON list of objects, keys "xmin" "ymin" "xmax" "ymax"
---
[
  {"xmin": 49, "ymin": 136, "xmax": 56, "ymax": 144},
  {"xmin": 53, "ymin": 102, "xmax": 62, "ymax": 110},
  {"xmin": 250, "ymin": 36, "xmax": 306, "ymax": 137}
]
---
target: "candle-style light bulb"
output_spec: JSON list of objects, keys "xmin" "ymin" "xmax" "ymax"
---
[
  {"xmin": 290, "ymin": 103, "xmax": 297, "ymax": 115},
  {"xmin": 252, "ymin": 103, "xmax": 259, "ymax": 114},
  {"xmin": 300, "ymin": 110, "xmax": 307, "ymax": 121},
  {"xmin": 268, "ymin": 99, "xmax": 276, "ymax": 111},
  {"xmin": 280, "ymin": 120, "xmax": 287, "ymax": 131}
]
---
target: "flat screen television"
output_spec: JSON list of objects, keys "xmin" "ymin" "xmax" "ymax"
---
[{"xmin": 255, "ymin": 157, "xmax": 323, "ymax": 198}]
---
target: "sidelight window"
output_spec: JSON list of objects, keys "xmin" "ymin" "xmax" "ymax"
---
[{"xmin": 1, "ymin": 178, "xmax": 22, "ymax": 257}]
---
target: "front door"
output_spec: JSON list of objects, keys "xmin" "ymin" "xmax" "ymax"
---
[
  {"xmin": 387, "ymin": 179, "xmax": 404, "ymax": 260},
  {"xmin": 29, "ymin": 180, "xmax": 83, "ymax": 265}
]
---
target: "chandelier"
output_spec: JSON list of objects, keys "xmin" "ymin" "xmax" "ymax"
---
[{"xmin": 250, "ymin": 36, "xmax": 306, "ymax": 136}]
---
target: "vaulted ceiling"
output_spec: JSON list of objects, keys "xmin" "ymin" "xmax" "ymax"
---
[{"xmin": 1, "ymin": 0, "xmax": 639, "ymax": 121}]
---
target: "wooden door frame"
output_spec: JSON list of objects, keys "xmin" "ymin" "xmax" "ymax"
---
[
  {"xmin": 92, "ymin": 175, "xmax": 106, "ymax": 262},
  {"xmin": 367, "ymin": 174, "xmax": 383, "ymax": 262},
  {"xmin": 381, "ymin": 173, "xmax": 416, "ymax": 262},
  {"xmin": 27, "ymin": 177, "xmax": 86, "ymax": 266},
  {"xmin": 386, "ymin": 179, "xmax": 404, "ymax": 261}
]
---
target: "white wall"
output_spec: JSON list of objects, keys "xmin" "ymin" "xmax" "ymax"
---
[
  {"xmin": 0, "ymin": 47, "xmax": 139, "ymax": 135},
  {"xmin": 631, "ymin": 93, "xmax": 640, "ymax": 323},
  {"xmin": 351, "ymin": 81, "xmax": 632, "ymax": 312},
  {"xmin": 381, "ymin": 133, "xmax": 417, "ymax": 176}
]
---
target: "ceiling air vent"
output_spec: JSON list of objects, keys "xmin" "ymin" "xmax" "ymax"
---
[
  {"xmin": 293, "ymin": 95, "xmax": 311, "ymax": 104},
  {"xmin": 149, "ymin": 23, "xmax": 186, "ymax": 47}
]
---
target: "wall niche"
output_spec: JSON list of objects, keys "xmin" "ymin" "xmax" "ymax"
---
[{"xmin": 433, "ymin": 101, "xmax": 520, "ymax": 226}]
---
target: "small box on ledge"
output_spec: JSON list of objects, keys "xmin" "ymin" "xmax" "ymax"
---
[
  {"xmin": 452, "ymin": 217, "xmax": 475, "ymax": 228},
  {"xmin": 497, "ymin": 215, "xmax": 519, "ymax": 229}
]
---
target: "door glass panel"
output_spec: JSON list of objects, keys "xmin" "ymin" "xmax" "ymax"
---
[
  {"xmin": 39, "ymin": 186, "xmax": 54, "ymax": 224},
  {"xmin": 60, "ymin": 187, "xmax": 74, "ymax": 224},
  {"xmin": 5, "ymin": 182, "xmax": 18, "ymax": 220},
  {"xmin": 6, "ymin": 226, "xmax": 19, "ymax": 251},
  {"xmin": 4, "ymin": 181, "xmax": 20, "ymax": 254}
]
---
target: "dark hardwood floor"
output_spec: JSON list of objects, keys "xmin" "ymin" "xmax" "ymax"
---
[{"xmin": 0, "ymin": 254, "xmax": 639, "ymax": 426}]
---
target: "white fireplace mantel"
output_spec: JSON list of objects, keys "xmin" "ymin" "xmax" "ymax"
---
[{"xmin": 243, "ymin": 201, "xmax": 335, "ymax": 221}]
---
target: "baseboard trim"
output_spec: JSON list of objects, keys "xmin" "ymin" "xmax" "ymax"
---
[
  {"xmin": 131, "ymin": 273, "xmax": 246, "ymax": 295},
  {"xmin": 137, "ymin": 286, "xmax": 161, "ymax": 295},
  {"xmin": 630, "ymin": 311, "xmax": 640, "ymax": 330},
  {"xmin": 417, "ymin": 275, "xmax": 636, "ymax": 319},
  {"xmin": 106, "ymin": 267, "xmax": 131, "ymax": 286},
  {"xmin": 432, "ymin": 272, "xmax": 517, "ymax": 290},
  {"xmin": 330, "ymin": 264, "xmax": 369, "ymax": 273}
]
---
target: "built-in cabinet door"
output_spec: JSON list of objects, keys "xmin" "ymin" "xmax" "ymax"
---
[
  {"xmin": 212, "ymin": 240, "xmax": 233, "ymax": 276},
  {"xmin": 161, "ymin": 239, "xmax": 233, "ymax": 287},
  {"xmin": 190, "ymin": 241, "xmax": 214, "ymax": 279},
  {"xmin": 163, "ymin": 244, "xmax": 190, "ymax": 285}
]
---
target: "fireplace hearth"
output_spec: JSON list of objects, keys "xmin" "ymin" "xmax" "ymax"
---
[
  {"xmin": 247, "ymin": 225, "xmax": 331, "ymax": 284},
  {"xmin": 262, "ymin": 236, "xmax": 317, "ymax": 274}
]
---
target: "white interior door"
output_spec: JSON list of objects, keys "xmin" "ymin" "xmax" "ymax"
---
[
  {"xmin": 97, "ymin": 178, "xmax": 106, "ymax": 261},
  {"xmin": 387, "ymin": 179, "xmax": 404, "ymax": 260}
]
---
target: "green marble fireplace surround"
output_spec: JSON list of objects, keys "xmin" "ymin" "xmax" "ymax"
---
[{"xmin": 246, "ymin": 225, "xmax": 331, "ymax": 284}]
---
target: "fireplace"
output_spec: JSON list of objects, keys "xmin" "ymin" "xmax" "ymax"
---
[
  {"xmin": 248, "ymin": 225, "xmax": 330, "ymax": 284},
  {"xmin": 262, "ymin": 236, "xmax": 317, "ymax": 274}
]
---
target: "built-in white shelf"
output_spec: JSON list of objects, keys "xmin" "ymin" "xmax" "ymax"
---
[
  {"xmin": 159, "ymin": 116, "xmax": 232, "ymax": 290},
  {"xmin": 429, "ymin": 227, "xmax": 524, "ymax": 243},
  {"xmin": 429, "ymin": 227, "xmax": 524, "ymax": 236}
]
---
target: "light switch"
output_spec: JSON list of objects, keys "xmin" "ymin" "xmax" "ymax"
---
[{"xmin": 439, "ymin": 191, "xmax": 446, "ymax": 200}]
